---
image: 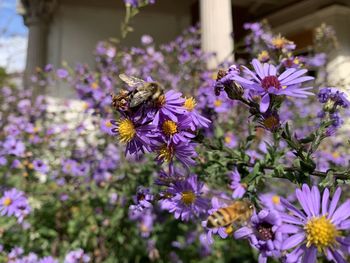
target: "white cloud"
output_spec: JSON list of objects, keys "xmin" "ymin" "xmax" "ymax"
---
[{"xmin": 0, "ymin": 35, "xmax": 27, "ymax": 72}]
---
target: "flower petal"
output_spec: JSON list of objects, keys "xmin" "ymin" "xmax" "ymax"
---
[
  {"xmin": 331, "ymin": 200, "xmax": 350, "ymax": 226},
  {"xmin": 260, "ymin": 93, "xmax": 270, "ymax": 113},
  {"xmin": 302, "ymin": 246, "xmax": 317, "ymax": 263},
  {"xmin": 322, "ymin": 188, "xmax": 329, "ymax": 216},
  {"xmin": 282, "ymin": 232, "xmax": 305, "ymax": 250},
  {"xmin": 328, "ymin": 187, "xmax": 342, "ymax": 219}
]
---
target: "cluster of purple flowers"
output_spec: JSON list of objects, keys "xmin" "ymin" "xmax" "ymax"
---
[
  {"xmin": 110, "ymin": 76, "xmax": 210, "ymax": 170},
  {"xmin": 317, "ymin": 87, "xmax": 350, "ymax": 135},
  {"xmin": 128, "ymin": 187, "xmax": 155, "ymax": 237},
  {"xmin": 230, "ymin": 184, "xmax": 350, "ymax": 263},
  {"xmin": 0, "ymin": 188, "xmax": 31, "ymax": 223},
  {"xmin": 124, "ymin": 0, "xmax": 155, "ymax": 8}
]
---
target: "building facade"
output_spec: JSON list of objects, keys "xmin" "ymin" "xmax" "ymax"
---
[{"xmin": 19, "ymin": 0, "xmax": 350, "ymax": 97}]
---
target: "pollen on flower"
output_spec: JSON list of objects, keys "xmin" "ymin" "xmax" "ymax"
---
[
  {"xmin": 157, "ymin": 94, "xmax": 166, "ymax": 107},
  {"xmin": 162, "ymin": 120, "xmax": 178, "ymax": 136},
  {"xmin": 272, "ymin": 195, "xmax": 280, "ymax": 205},
  {"xmin": 214, "ymin": 99, "xmax": 222, "ymax": 107},
  {"xmin": 225, "ymin": 225, "xmax": 234, "ymax": 235},
  {"xmin": 305, "ymin": 216, "xmax": 338, "ymax": 251},
  {"xmin": 118, "ymin": 119, "xmax": 136, "ymax": 143},
  {"xmin": 3, "ymin": 197, "xmax": 12, "ymax": 206},
  {"xmin": 261, "ymin": 76, "xmax": 281, "ymax": 90},
  {"xmin": 181, "ymin": 191, "xmax": 196, "ymax": 205},
  {"xmin": 184, "ymin": 97, "xmax": 197, "ymax": 111},
  {"xmin": 158, "ymin": 145, "xmax": 173, "ymax": 162},
  {"xmin": 263, "ymin": 116, "xmax": 279, "ymax": 130}
]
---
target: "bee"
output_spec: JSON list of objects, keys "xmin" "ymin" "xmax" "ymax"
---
[
  {"xmin": 206, "ymin": 199, "xmax": 254, "ymax": 229},
  {"xmin": 116, "ymin": 74, "xmax": 165, "ymax": 109}
]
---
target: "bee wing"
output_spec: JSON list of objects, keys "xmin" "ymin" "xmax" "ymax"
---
[
  {"xmin": 119, "ymin": 74, "xmax": 145, "ymax": 87},
  {"xmin": 129, "ymin": 88, "xmax": 153, "ymax": 108}
]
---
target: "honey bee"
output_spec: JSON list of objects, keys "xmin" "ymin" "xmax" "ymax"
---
[
  {"xmin": 116, "ymin": 74, "xmax": 164, "ymax": 109},
  {"xmin": 206, "ymin": 199, "xmax": 254, "ymax": 229}
]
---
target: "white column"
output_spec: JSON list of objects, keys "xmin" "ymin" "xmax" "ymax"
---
[
  {"xmin": 19, "ymin": 0, "xmax": 56, "ymax": 87},
  {"xmin": 200, "ymin": 0, "xmax": 233, "ymax": 69}
]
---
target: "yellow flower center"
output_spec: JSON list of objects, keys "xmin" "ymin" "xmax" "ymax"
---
[
  {"xmin": 118, "ymin": 119, "xmax": 136, "ymax": 143},
  {"xmin": 105, "ymin": 120, "xmax": 112, "ymax": 128},
  {"xmin": 272, "ymin": 195, "xmax": 280, "ymax": 205},
  {"xmin": 258, "ymin": 50, "xmax": 269, "ymax": 61},
  {"xmin": 3, "ymin": 197, "xmax": 12, "ymax": 206},
  {"xmin": 224, "ymin": 135, "xmax": 232, "ymax": 144},
  {"xmin": 27, "ymin": 163, "xmax": 34, "ymax": 170},
  {"xmin": 181, "ymin": 191, "xmax": 196, "ymax": 205},
  {"xmin": 305, "ymin": 216, "xmax": 338, "ymax": 251},
  {"xmin": 158, "ymin": 145, "xmax": 173, "ymax": 162},
  {"xmin": 140, "ymin": 223, "xmax": 149, "ymax": 233},
  {"xmin": 184, "ymin": 97, "xmax": 197, "ymax": 111},
  {"xmin": 272, "ymin": 37, "xmax": 287, "ymax": 49},
  {"xmin": 91, "ymin": 82, "xmax": 99, "ymax": 89},
  {"xmin": 332, "ymin": 152, "xmax": 340, "ymax": 159},
  {"xmin": 214, "ymin": 99, "xmax": 222, "ymax": 107},
  {"xmin": 162, "ymin": 120, "xmax": 178, "ymax": 136}
]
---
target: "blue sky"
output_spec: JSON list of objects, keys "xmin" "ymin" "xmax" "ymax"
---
[
  {"xmin": 0, "ymin": 0, "xmax": 27, "ymax": 37},
  {"xmin": 0, "ymin": 0, "xmax": 27, "ymax": 72}
]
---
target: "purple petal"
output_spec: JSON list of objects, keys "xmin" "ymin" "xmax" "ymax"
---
[
  {"xmin": 234, "ymin": 226, "xmax": 253, "ymax": 239},
  {"xmin": 278, "ymin": 68, "xmax": 297, "ymax": 81},
  {"xmin": 302, "ymin": 246, "xmax": 317, "ymax": 263},
  {"xmin": 281, "ymin": 198, "xmax": 306, "ymax": 219},
  {"xmin": 252, "ymin": 59, "xmax": 265, "ymax": 79},
  {"xmin": 331, "ymin": 200, "xmax": 350, "ymax": 226},
  {"xmin": 280, "ymin": 69, "xmax": 307, "ymax": 83},
  {"xmin": 328, "ymin": 187, "xmax": 342, "ymax": 219},
  {"xmin": 282, "ymin": 232, "xmax": 305, "ymax": 250},
  {"xmin": 281, "ymin": 76, "xmax": 314, "ymax": 86},
  {"xmin": 260, "ymin": 93, "xmax": 270, "ymax": 113},
  {"xmin": 322, "ymin": 188, "xmax": 329, "ymax": 216}
]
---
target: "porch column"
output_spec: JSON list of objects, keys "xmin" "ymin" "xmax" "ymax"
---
[
  {"xmin": 200, "ymin": 0, "xmax": 233, "ymax": 69},
  {"xmin": 20, "ymin": 0, "xmax": 56, "ymax": 85}
]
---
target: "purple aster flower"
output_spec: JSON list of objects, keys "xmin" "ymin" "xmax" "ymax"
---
[
  {"xmin": 318, "ymin": 87, "xmax": 350, "ymax": 108},
  {"xmin": 138, "ymin": 211, "xmax": 154, "ymax": 238},
  {"xmin": 0, "ymin": 188, "xmax": 31, "ymax": 222},
  {"xmin": 62, "ymin": 159, "xmax": 78, "ymax": 175},
  {"xmin": 183, "ymin": 97, "xmax": 211, "ymax": 129},
  {"xmin": 280, "ymin": 184, "xmax": 350, "ymax": 263},
  {"xmin": 259, "ymin": 193, "xmax": 285, "ymax": 212},
  {"xmin": 64, "ymin": 249, "xmax": 90, "ymax": 263},
  {"xmin": 141, "ymin": 35, "xmax": 153, "ymax": 45},
  {"xmin": 32, "ymin": 159, "xmax": 49, "ymax": 174},
  {"xmin": 160, "ymin": 175, "xmax": 209, "ymax": 221},
  {"xmin": 56, "ymin": 68, "xmax": 69, "ymax": 79},
  {"xmin": 3, "ymin": 137, "xmax": 25, "ymax": 157},
  {"xmin": 229, "ymin": 168, "xmax": 247, "ymax": 199},
  {"xmin": 100, "ymin": 119, "xmax": 114, "ymax": 135},
  {"xmin": 111, "ymin": 117, "xmax": 155, "ymax": 156},
  {"xmin": 153, "ymin": 140, "xmax": 197, "ymax": 168},
  {"xmin": 153, "ymin": 90, "xmax": 186, "ymax": 125},
  {"xmin": 8, "ymin": 246, "xmax": 24, "ymax": 260},
  {"xmin": 224, "ymin": 132, "xmax": 238, "ymax": 148},
  {"xmin": 233, "ymin": 59, "xmax": 314, "ymax": 112},
  {"xmin": 159, "ymin": 115, "xmax": 195, "ymax": 145},
  {"xmin": 234, "ymin": 209, "xmax": 283, "ymax": 263},
  {"xmin": 129, "ymin": 187, "xmax": 153, "ymax": 220},
  {"xmin": 38, "ymin": 256, "xmax": 58, "ymax": 263}
]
